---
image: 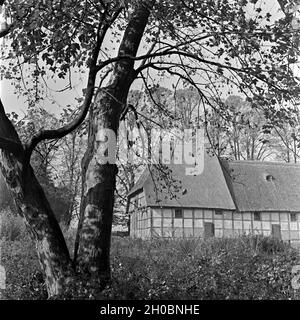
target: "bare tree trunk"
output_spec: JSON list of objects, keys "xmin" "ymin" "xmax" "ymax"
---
[
  {"xmin": 286, "ymin": 137, "xmax": 291, "ymax": 162},
  {"xmin": 0, "ymin": 109, "xmax": 75, "ymax": 297},
  {"xmin": 293, "ymin": 138, "xmax": 297, "ymax": 163},
  {"xmin": 126, "ymin": 198, "xmax": 131, "ymax": 236},
  {"xmin": 77, "ymin": 2, "xmax": 152, "ymax": 285}
]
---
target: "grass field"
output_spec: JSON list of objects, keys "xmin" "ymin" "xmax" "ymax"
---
[{"xmin": 1, "ymin": 209, "xmax": 300, "ymax": 300}]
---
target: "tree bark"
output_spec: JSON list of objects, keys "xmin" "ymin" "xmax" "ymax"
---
[
  {"xmin": 126, "ymin": 198, "xmax": 131, "ymax": 236},
  {"xmin": 77, "ymin": 2, "xmax": 152, "ymax": 285},
  {"xmin": 0, "ymin": 103, "xmax": 74, "ymax": 297}
]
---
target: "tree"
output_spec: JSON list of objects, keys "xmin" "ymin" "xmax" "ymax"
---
[
  {"xmin": 205, "ymin": 95, "xmax": 279, "ymax": 160},
  {"xmin": 0, "ymin": 0, "xmax": 299, "ymax": 298},
  {"xmin": 114, "ymin": 87, "xmax": 175, "ymax": 232},
  {"xmin": 56, "ymin": 107, "xmax": 87, "ymax": 227},
  {"xmin": 272, "ymin": 117, "xmax": 300, "ymax": 163}
]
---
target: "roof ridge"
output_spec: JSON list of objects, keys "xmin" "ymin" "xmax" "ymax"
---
[{"xmin": 228, "ymin": 160, "xmax": 300, "ymax": 167}]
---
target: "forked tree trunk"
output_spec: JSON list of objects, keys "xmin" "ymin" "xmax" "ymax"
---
[
  {"xmin": 0, "ymin": 1, "xmax": 153, "ymax": 298},
  {"xmin": 77, "ymin": 2, "xmax": 152, "ymax": 285},
  {"xmin": 0, "ymin": 6, "xmax": 77, "ymax": 295}
]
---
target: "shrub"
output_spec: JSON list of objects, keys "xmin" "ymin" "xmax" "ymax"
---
[
  {"xmin": 0, "ymin": 209, "xmax": 46, "ymax": 299},
  {"xmin": 1, "ymin": 234, "xmax": 300, "ymax": 300},
  {"xmin": 0, "ymin": 239, "xmax": 47, "ymax": 300},
  {"xmin": 0, "ymin": 209, "xmax": 27, "ymax": 241},
  {"xmin": 103, "ymin": 235, "xmax": 300, "ymax": 300}
]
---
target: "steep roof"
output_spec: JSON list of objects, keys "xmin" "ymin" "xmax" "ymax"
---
[
  {"xmin": 128, "ymin": 155, "xmax": 300, "ymax": 213},
  {"xmin": 127, "ymin": 167, "xmax": 149, "ymax": 197},
  {"xmin": 222, "ymin": 160, "xmax": 300, "ymax": 212},
  {"xmin": 128, "ymin": 152, "xmax": 236, "ymax": 210}
]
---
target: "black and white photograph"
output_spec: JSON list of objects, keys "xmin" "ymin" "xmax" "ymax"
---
[{"xmin": 0, "ymin": 0, "xmax": 300, "ymax": 311}]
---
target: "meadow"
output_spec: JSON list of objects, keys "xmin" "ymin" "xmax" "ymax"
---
[{"xmin": 1, "ymin": 209, "xmax": 300, "ymax": 300}]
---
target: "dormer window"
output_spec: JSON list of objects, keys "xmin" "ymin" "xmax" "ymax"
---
[{"xmin": 266, "ymin": 174, "xmax": 275, "ymax": 182}]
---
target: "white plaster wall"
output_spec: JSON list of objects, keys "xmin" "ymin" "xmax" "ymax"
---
[{"xmin": 130, "ymin": 206, "xmax": 300, "ymax": 245}]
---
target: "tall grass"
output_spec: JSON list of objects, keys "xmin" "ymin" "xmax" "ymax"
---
[
  {"xmin": 106, "ymin": 236, "xmax": 300, "ymax": 300},
  {"xmin": 0, "ymin": 209, "xmax": 46, "ymax": 299},
  {"xmin": 1, "ymin": 212, "xmax": 300, "ymax": 300}
]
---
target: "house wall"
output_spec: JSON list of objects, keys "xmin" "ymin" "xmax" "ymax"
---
[
  {"xmin": 130, "ymin": 207, "xmax": 151, "ymax": 239},
  {"xmin": 129, "ymin": 191, "xmax": 151, "ymax": 239},
  {"xmin": 130, "ymin": 207, "xmax": 300, "ymax": 244}
]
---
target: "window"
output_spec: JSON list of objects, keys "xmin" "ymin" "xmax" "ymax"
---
[
  {"xmin": 291, "ymin": 213, "xmax": 297, "ymax": 222},
  {"xmin": 175, "ymin": 209, "xmax": 183, "ymax": 218},
  {"xmin": 133, "ymin": 192, "xmax": 145, "ymax": 209},
  {"xmin": 134, "ymin": 197, "xmax": 138, "ymax": 208},
  {"xmin": 215, "ymin": 209, "xmax": 223, "ymax": 215},
  {"xmin": 139, "ymin": 196, "xmax": 146, "ymax": 208},
  {"xmin": 254, "ymin": 212, "xmax": 261, "ymax": 221}
]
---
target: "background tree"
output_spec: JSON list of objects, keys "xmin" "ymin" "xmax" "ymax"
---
[
  {"xmin": 206, "ymin": 95, "xmax": 279, "ymax": 160},
  {"xmin": 55, "ymin": 106, "xmax": 87, "ymax": 227},
  {"xmin": 272, "ymin": 107, "xmax": 300, "ymax": 162}
]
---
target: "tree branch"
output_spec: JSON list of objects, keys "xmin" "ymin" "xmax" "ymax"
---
[
  {"xmin": 135, "ymin": 51, "xmax": 288, "ymax": 94},
  {"xmin": 23, "ymin": 6, "xmax": 125, "ymax": 166},
  {"xmin": 23, "ymin": 68, "xmax": 97, "ymax": 165}
]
